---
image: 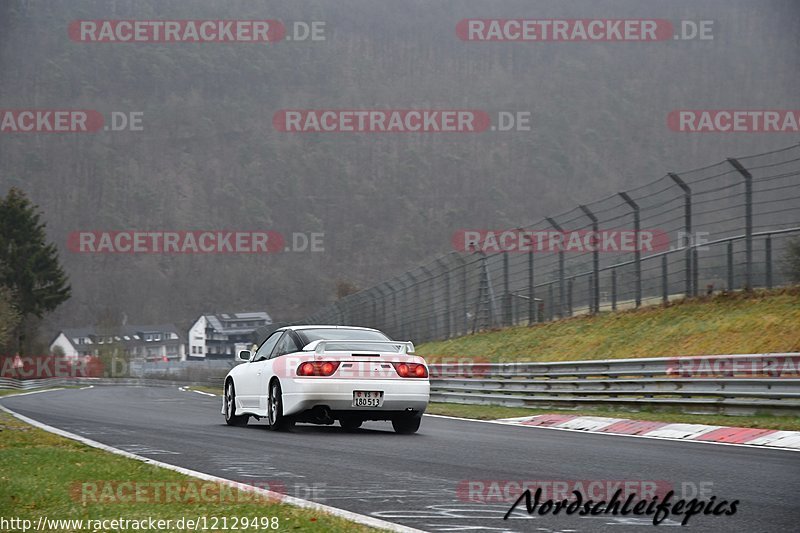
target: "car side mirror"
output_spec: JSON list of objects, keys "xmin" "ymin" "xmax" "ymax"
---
[{"xmin": 237, "ymin": 350, "xmax": 252, "ymax": 362}]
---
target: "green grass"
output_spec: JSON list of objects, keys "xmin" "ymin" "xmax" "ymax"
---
[
  {"xmin": 418, "ymin": 287, "xmax": 800, "ymax": 363},
  {"xmin": 0, "ymin": 411, "xmax": 379, "ymax": 532},
  {"xmin": 426, "ymin": 402, "xmax": 800, "ymax": 431}
]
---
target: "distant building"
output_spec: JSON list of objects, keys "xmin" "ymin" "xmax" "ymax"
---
[
  {"xmin": 188, "ymin": 312, "xmax": 272, "ymax": 359},
  {"xmin": 49, "ymin": 325, "xmax": 184, "ymax": 362}
]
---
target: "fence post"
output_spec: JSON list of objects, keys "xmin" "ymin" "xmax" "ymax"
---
[
  {"xmin": 437, "ymin": 257, "xmax": 452, "ymax": 339},
  {"xmin": 527, "ymin": 249, "xmax": 535, "ymax": 325},
  {"xmin": 460, "ymin": 255, "xmax": 469, "ymax": 335},
  {"xmin": 546, "ymin": 216, "xmax": 566, "ymax": 317},
  {"xmin": 369, "ymin": 289, "xmax": 377, "ymax": 327},
  {"xmin": 728, "ymin": 158, "xmax": 753, "ymax": 290},
  {"xmin": 386, "ymin": 280, "xmax": 399, "ymax": 338},
  {"xmin": 579, "ymin": 204, "xmax": 600, "ymax": 313},
  {"xmin": 669, "ymin": 173, "xmax": 692, "ymax": 298},
  {"xmin": 567, "ymin": 277, "xmax": 574, "ymax": 316},
  {"xmin": 692, "ymin": 248, "xmax": 699, "ymax": 296},
  {"xmin": 727, "ymin": 240, "xmax": 734, "ymax": 291},
  {"xmin": 407, "ymin": 272, "xmax": 419, "ymax": 341},
  {"xmin": 502, "ymin": 252, "xmax": 511, "ymax": 326},
  {"xmin": 547, "ymin": 283, "xmax": 554, "ymax": 321},
  {"xmin": 611, "ymin": 268, "xmax": 617, "ymax": 310},
  {"xmin": 661, "ymin": 254, "xmax": 668, "ymax": 304},
  {"xmin": 588, "ymin": 275, "xmax": 595, "ymax": 314},
  {"xmin": 420, "ymin": 266, "xmax": 434, "ymax": 341},
  {"xmin": 619, "ymin": 191, "xmax": 641, "ymax": 307},
  {"xmin": 765, "ymin": 234, "xmax": 773, "ymax": 289}
]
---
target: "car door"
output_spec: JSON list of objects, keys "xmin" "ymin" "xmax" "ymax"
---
[
  {"xmin": 259, "ymin": 331, "xmax": 303, "ymax": 410},
  {"xmin": 237, "ymin": 330, "xmax": 282, "ymax": 410}
]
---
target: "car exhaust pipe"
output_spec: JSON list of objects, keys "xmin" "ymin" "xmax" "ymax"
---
[{"xmin": 309, "ymin": 405, "xmax": 334, "ymax": 425}]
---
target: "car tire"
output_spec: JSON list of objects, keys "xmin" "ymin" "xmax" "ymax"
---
[
  {"xmin": 391, "ymin": 412, "xmax": 422, "ymax": 434},
  {"xmin": 267, "ymin": 380, "xmax": 294, "ymax": 431},
  {"xmin": 224, "ymin": 381, "xmax": 249, "ymax": 427},
  {"xmin": 340, "ymin": 417, "xmax": 363, "ymax": 432}
]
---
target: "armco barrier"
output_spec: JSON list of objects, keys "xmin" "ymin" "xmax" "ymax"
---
[
  {"xmin": 428, "ymin": 353, "xmax": 800, "ymax": 416},
  {"xmin": 4, "ymin": 354, "xmax": 799, "ymax": 416}
]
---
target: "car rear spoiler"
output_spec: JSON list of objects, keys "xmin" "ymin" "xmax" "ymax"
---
[{"xmin": 307, "ymin": 340, "xmax": 415, "ymax": 355}]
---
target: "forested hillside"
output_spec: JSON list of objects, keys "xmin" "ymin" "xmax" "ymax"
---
[{"xmin": 0, "ymin": 0, "xmax": 798, "ymax": 331}]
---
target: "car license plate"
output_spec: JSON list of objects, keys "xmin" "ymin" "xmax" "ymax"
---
[{"xmin": 353, "ymin": 391, "xmax": 383, "ymax": 407}]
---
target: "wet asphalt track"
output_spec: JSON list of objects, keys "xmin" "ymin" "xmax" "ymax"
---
[{"xmin": 2, "ymin": 386, "xmax": 798, "ymax": 532}]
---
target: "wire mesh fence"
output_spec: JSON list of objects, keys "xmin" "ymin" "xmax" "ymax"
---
[{"xmin": 300, "ymin": 144, "xmax": 800, "ymax": 343}]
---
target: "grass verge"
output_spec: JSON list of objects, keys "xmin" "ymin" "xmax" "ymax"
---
[
  {"xmin": 425, "ymin": 402, "xmax": 800, "ymax": 431},
  {"xmin": 0, "ymin": 410, "xmax": 378, "ymax": 532},
  {"xmin": 417, "ymin": 288, "xmax": 800, "ymax": 363}
]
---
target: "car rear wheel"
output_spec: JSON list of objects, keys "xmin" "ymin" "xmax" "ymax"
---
[
  {"xmin": 340, "ymin": 417, "xmax": 363, "ymax": 431},
  {"xmin": 392, "ymin": 412, "xmax": 422, "ymax": 434},
  {"xmin": 267, "ymin": 380, "xmax": 294, "ymax": 431},
  {"xmin": 224, "ymin": 381, "xmax": 249, "ymax": 427}
]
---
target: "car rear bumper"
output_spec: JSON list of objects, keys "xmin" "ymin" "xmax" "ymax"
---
[{"xmin": 282, "ymin": 377, "xmax": 429, "ymax": 416}]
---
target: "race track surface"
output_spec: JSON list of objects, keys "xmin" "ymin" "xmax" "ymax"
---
[{"xmin": 3, "ymin": 386, "xmax": 798, "ymax": 532}]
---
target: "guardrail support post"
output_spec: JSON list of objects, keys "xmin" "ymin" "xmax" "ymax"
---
[
  {"xmin": 765, "ymin": 234, "xmax": 773, "ymax": 289},
  {"xmin": 728, "ymin": 158, "xmax": 753, "ymax": 290},
  {"xmin": 546, "ymin": 216, "xmax": 566, "ymax": 317},
  {"xmin": 579, "ymin": 204, "xmax": 600, "ymax": 313},
  {"xmin": 669, "ymin": 172, "xmax": 692, "ymax": 298},
  {"xmin": 619, "ymin": 191, "xmax": 641, "ymax": 307}
]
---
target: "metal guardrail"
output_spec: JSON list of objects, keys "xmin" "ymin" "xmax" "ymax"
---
[
  {"xmin": 428, "ymin": 353, "xmax": 800, "ymax": 416},
  {"xmin": 3, "ymin": 353, "xmax": 799, "ymax": 416}
]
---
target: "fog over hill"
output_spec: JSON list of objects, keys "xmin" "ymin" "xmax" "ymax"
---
[{"xmin": 0, "ymin": 0, "xmax": 798, "ymax": 334}]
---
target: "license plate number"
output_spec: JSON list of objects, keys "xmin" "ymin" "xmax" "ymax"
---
[{"xmin": 353, "ymin": 391, "xmax": 383, "ymax": 407}]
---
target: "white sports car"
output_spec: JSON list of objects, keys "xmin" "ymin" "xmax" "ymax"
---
[{"xmin": 222, "ymin": 325, "xmax": 430, "ymax": 433}]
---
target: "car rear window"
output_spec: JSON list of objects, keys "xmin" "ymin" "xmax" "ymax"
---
[{"xmin": 297, "ymin": 328, "xmax": 390, "ymax": 345}]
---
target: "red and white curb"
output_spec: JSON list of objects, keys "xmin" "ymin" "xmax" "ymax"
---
[{"xmin": 497, "ymin": 414, "xmax": 800, "ymax": 450}]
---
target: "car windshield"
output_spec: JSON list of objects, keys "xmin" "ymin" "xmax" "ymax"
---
[{"xmin": 296, "ymin": 328, "xmax": 391, "ymax": 347}]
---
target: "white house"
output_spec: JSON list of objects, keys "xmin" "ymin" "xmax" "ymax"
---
[
  {"xmin": 188, "ymin": 312, "xmax": 272, "ymax": 359},
  {"xmin": 49, "ymin": 325, "xmax": 185, "ymax": 361}
]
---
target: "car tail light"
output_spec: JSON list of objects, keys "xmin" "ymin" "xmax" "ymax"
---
[
  {"xmin": 296, "ymin": 361, "xmax": 341, "ymax": 377},
  {"xmin": 392, "ymin": 362, "xmax": 428, "ymax": 378}
]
